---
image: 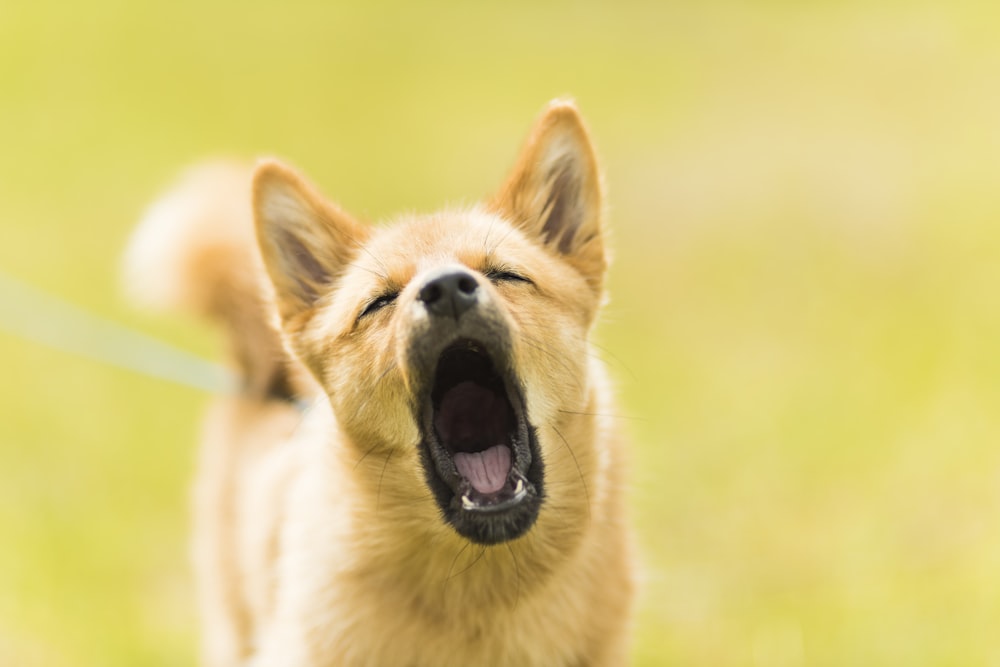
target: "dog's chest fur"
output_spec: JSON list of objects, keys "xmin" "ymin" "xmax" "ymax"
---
[{"xmin": 239, "ymin": 395, "xmax": 631, "ymax": 667}]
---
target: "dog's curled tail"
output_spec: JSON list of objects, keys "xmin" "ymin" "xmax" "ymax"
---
[{"xmin": 123, "ymin": 161, "xmax": 309, "ymax": 401}]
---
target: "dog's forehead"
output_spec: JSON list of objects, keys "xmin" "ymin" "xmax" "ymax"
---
[{"xmin": 362, "ymin": 209, "xmax": 524, "ymax": 279}]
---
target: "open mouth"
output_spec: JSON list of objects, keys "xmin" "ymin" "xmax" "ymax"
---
[{"xmin": 419, "ymin": 339, "xmax": 543, "ymax": 544}]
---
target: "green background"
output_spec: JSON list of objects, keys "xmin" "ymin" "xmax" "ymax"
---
[{"xmin": 3, "ymin": 1, "xmax": 1000, "ymax": 664}]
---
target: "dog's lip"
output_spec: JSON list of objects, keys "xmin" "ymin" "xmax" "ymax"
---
[{"xmin": 419, "ymin": 339, "xmax": 537, "ymax": 511}]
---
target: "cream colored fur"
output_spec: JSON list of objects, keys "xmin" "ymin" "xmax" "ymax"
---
[{"xmin": 127, "ymin": 101, "xmax": 635, "ymax": 666}]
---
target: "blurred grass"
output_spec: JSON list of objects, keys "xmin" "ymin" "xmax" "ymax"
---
[{"xmin": 3, "ymin": 1, "xmax": 1000, "ymax": 665}]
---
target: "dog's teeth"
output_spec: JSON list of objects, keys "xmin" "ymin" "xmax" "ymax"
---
[
  {"xmin": 514, "ymin": 478, "xmax": 524, "ymax": 494},
  {"xmin": 461, "ymin": 494, "xmax": 477, "ymax": 510}
]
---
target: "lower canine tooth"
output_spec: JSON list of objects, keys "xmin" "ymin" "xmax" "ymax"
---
[{"xmin": 461, "ymin": 494, "xmax": 476, "ymax": 510}]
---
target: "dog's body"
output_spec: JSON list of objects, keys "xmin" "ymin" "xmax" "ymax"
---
[{"xmin": 126, "ymin": 102, "xmax": 635, "ymax": 666}]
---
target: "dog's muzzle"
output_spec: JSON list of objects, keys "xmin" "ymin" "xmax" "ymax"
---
[{"xmin": 405, "ymin": 266, "xmax": 544, "ymax": 545}]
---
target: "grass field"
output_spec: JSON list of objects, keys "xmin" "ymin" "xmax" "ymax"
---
[{"xmin": 3, "ymin": 1, "xmax": 1000, "ymax": 664}]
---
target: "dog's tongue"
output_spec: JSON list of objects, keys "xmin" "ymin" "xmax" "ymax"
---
[
  {"xmin": 453, "ymin": 445, "xmax": 511, "ymax": 494},
  {"xmin": 434, "ymin": 380, "xmax": 513, "ymax": 494}
]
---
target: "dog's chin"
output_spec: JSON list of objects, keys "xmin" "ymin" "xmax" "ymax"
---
[{"xmin": 418, "ymin": 339, "xmax": 544, "ymax": 545}]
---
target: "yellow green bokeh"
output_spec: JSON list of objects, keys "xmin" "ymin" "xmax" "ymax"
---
[{"xmin": 3, "ymin": 1, "xmax": 1000, "ymax": 665}]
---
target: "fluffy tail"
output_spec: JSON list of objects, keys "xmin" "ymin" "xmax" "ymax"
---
[{"xmin": 123, "ymin": 162, "xmax": 310, "ymax": 401}]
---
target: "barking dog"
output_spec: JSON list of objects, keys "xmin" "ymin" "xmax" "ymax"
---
[{"xmin": 126, "ymin": 100, "xmax": 635, "ymax": 666}]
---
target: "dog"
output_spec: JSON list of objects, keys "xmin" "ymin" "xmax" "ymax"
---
[{"xmin": 125, "ymin": 100, "xmax": 635, "ymax": 666}]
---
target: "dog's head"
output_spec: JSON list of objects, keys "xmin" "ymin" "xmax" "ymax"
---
[{"xmin": 253, "ymin": 101, "xmax": 607, "ymax": 545}]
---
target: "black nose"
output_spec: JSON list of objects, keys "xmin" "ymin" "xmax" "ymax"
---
[{"xmin": 418, "ymin": 268, "xmax": 479, "ymax": 319}]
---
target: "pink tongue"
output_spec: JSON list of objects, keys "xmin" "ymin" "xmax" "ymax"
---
[{"xmin": 453, "ymin": 445, "xmax": 511, "ymax": 494}]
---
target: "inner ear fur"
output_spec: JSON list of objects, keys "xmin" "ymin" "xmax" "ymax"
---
[
  {"xmin": 489, "ymin": 100, "xmax": 607, "ymax": 291},
  {"xmin": 252, "ymin": 159, "xmax": 369, "ymax": 326}
]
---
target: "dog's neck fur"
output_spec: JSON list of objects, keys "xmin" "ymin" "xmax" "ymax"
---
[
  {"xmin": 292, "ymin": 375, "xmax": 602, "ymax": 613},
  {"xmin": 331, "ymin": 406, "xmax": 598, "ymax": 597},
  {"xmin": 271, "ymin": 398, "xmax": 618, "ymax": 666}
]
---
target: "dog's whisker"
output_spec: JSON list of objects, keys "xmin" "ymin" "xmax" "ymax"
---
[
  {"xmin": 557, "ymin": 409, "xmax": 644, "ymax": 421},
  {"xmin": 444, "ymin": 541, "xmax": 471, "ymax": 586},
  {"xmin": 517, "ymin": 335, "xmax": 585, "ymax": 393},
  {"xmin": 341, "ymin": 230, "xmax": 392, "ymax": 283},
  {"xmin": 449, "ymin": 545, "xmax": 488, "ymax": 582},
  {"xmin": 505, "ymin": 543, "xmax": 521, "ymax": 612},
  {"xmin": 353, "ymin": 442, "xmax": 381, "ymax": 471},
  {"xmin": 376, "ymin": 448, "xmax": 394, "ymax": 513},
  {"xmin": 588, "ymin": 340, "xmax": 637, "ymax": 380},
  {"xmin": 344, "ymin": 260, "xmax": 389, "ymax": 282},
  {"xmin": 356, "ymin": 245, "xmax": 392, "ymax": 283},
  {"xmin": 482, "ymin": 212, "xmax": 500, "ymax": 258},
  {"xmin": 486, "ymin": 223, "xmax": 519, "ymax": 256},
  {"xmin": 400, "ymin": 491, "xmax": 436, "ymax": 502},
  {"xmin": 551, "ymin": 425, "xmax": 591, "ymax": 522},
  {"xmin": 514, "ymin": 316, "xmax": 630, "ymax": 390},
  {"xmin": 525, "ymin": 326, "xmax": 629, "ymax": 380},
  {"xmin": 374, "ymin": 360, "xmax": 398, "ymax": 387}
]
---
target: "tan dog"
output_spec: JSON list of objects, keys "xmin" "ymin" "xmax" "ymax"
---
[{"xmin": 126, "ymin": 101, "xmax": 635, "ymax": 666}]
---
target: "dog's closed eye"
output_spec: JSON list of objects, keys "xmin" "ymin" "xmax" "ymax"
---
[
  {"xmin": 359, "ymin": 292, "xmax": 399, "ymax": 319},
  {"xmin": 485, "ymin": 267, "xmax": 533, "ymax": 286}
]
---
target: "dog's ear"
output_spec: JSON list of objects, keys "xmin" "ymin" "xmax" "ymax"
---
[
  {"xmin": 253, "ymin": 160, "xmax": 369, "ymax": 326},
  {"xmin": 489, "ymin": 100, "xmax": 606, "ymax": 291}
]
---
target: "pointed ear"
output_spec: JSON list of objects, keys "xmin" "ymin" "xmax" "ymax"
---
[
  {"xmin": 489, "ymin": 100, "xmax": 606, "ymax": 290},
  {"xmin": 253, "ymin": 159, "xmax": 369, "ymax": 325}
]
